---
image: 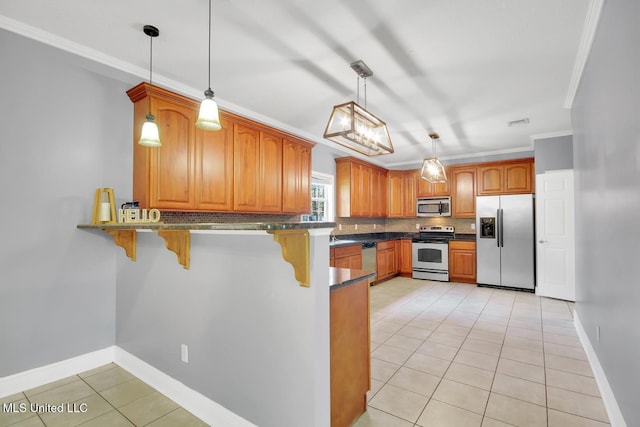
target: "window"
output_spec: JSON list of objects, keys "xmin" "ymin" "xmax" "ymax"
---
[{"xmin": 302, "ymin": 172, "xmax": 334, "ymax": 222}]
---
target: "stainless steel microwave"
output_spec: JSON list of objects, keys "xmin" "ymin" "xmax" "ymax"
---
[{"xmin": 416, "ymin": 196, "xmax": 451, "ymax": 217}]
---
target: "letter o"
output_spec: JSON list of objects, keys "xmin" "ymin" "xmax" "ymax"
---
[{"xmin": 149, "ymin": 209, "xmax": 161, "ymax": 223}]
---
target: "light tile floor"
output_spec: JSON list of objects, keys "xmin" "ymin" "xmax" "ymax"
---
[
  {"xmin": 355, "ymin": 276, "xmax": 611, "ymax": 427},
  {"xmin": 0, "ymin": 364, "xmax": 207, "ymax": 427}
]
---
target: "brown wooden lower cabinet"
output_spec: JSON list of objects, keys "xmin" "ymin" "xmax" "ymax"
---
[
  {"xmin": 448, "ymin": 240, "xmax": 476, "ymax": 283},
  {"xmin": 330, "ymin": 244, "xmax": 363, "ymax": 269},
  {"xmin": 398, "ymin": 238, "xmax": 412, "ymax": 276},
  {"xmin": 375, "ymin": 240, "xmax": 397, "ymax": 282},
  {"xmin": 330, "ymin": 278, "xmax": 370, "ymax": 427}
]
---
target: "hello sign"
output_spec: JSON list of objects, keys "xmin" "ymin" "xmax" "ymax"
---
[{"xmin": 118, "ymin": 208, "xmax": 161, "ymax": 223}]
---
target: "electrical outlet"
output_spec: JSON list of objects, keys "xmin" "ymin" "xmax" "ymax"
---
[
  {"xmin": 338, "ymin": 224, "xmax": 342, "ymax": 231},
  {"xmin": 355, "ymin": 224, "xmax": 358, "ymax": 230},
  {"xmin": 181, "ymin": 344, "xmax": 189, "ymax": 363},
  {"xmin": 373, "ymin": 224, "xmax": 377, "ymax": 230},
  {"xmin": 416, "ymin": 223, "xmax": 420, "ymax": 230},
  {"xmin": 470, "ymin": 223, "xmax": 476, "ymax": 230},
  {"xmin": 596, "ymin": 325, "xmax": 600, "ymax": 342}
]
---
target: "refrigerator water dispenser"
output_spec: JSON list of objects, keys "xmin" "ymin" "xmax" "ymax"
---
[{"xmin": 480, "ymin": 217, "xmax": 496, "ymax": 238}]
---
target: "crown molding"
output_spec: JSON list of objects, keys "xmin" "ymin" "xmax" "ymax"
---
[
  {"xmin": 386, "ymin": 145, "xmax": 535, "ymax": 169},
  {"xmin": 564, "ymin": 0, "xmax": 605, "ymax": 108},
  {"xmin": 529, "ymin": 130, "xmax": 573, "ymax": 142}
]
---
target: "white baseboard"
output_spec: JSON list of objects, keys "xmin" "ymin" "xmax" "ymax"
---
[
  {"xmin": 112, "ymin": 347, "xmax": 255, "ymax": 427},
  {"xmin": 574, "ymin": 311, "xmax": 627, "ymax": 427},
  {"xmin": 0, "ymin": 347, "xmax": 115, "ymax": 398},
  {"xmin": 0, "ymin": 347, "xmax": 255, "ymax": 427}
]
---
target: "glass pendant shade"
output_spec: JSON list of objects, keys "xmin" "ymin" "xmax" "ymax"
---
[
  {"xmin": 196, "ymin": 0, "xmax": 222, "ymax": 132},
  {"xmin": 323, "ymin": 101, "xmax": 393, "ymax": 156},
  {"xmin": 420, "ymin": 132, "xmax": 447, "ymax": 183},
  {"xmin": 140, "ymin": 25, "xmax": 160, "ymax": 147},
  {"xmin": 421, "ymin": 158, "xmax": 447, "ymax": 183},
  {"xmin": 138, "ymin": 113, "xmax": 161, "ymax": 147},
  {"xmin": 195, "ymin": 90, "xmax": 221, "ymax": 130}
]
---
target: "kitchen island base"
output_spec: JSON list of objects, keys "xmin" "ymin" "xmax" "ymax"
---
[{"xmin": 330, "ymin": 268, "xmax": 374, "ymax": 427}]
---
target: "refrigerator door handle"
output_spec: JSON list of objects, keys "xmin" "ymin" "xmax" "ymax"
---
[
  {"xmin": 495, "ymin": 209, "xmax": 500, "ymax": 247},
  {"xmin": 498, "ymin": 208, "xmax": 504, "ymax": 248}
]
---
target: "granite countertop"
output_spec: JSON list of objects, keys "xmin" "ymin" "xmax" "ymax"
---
[
  {"xmin": 329, "ymin": 232, "xmax": 415, "ymax": 247},
  {"xmin": 330, "ymin": 267, "xmax": 376, "ymax": 290},
  {"xmin": 453, "ymin": 233, "xmax": 477, "ymax": 241},
  {"xmin": 329, "ymin": 231, "xmax": 476, "ymax": 247},
  {"xmin": 78, "ymin": 221, "xmax": 336, "ymax": 231}
]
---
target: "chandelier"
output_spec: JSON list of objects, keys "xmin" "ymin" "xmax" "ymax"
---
[
  {"xmin": 420, "ymin": 133, "xmax": 447, "ymax": 183},
  {"xmin": 323, "ymin": 60, "xmax": 393, "ymax": 156}
]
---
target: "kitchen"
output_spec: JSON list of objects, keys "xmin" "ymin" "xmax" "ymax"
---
[
  {"xmin": 329, "ymin": 156, "xmax": 538, "ymax": 290},
  {"xmin": 1, "ymin": 1, "xmax": 639, "ymax": 427}
]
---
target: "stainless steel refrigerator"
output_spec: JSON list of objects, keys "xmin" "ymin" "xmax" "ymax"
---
[{"xmin": 476, "ymin": 194, "xmax": 535, "ymax": 290}]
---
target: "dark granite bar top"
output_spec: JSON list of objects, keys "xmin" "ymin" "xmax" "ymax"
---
[
  {"xmin": 78, "ymin": 221, "xmax": 336, "ymax": 231},
  {"xmin": 330, "ymin": 267, "xmax": 376, "ymax": 290}
]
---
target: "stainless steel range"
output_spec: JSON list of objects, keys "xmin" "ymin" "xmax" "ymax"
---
[{"xmin": 412, "ymin": 225, "xmax": 455, "ymax": 282}]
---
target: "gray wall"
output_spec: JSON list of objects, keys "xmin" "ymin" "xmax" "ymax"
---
[
  {"xmin": 116, "ymin": 232, "xmax": 330, "ymax": 427},
  {"xmin": 534, "ymin": 135, "xmax": 573, "ymax": 174},
  {"xmin": 0, "ymin": 30, "xmax": 133, "ymax": 375},
  {"xmin": 571, "ymin": 0, "xmax": 640, "ymax": 425},
  {"xmin": 311, "ymin": 142, "xmax": 344, "ymax": 176}
]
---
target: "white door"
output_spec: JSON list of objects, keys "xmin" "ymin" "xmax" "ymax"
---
[{"xmin": 535, "ymin": 170, "xmax": 576, "ymax": 301}]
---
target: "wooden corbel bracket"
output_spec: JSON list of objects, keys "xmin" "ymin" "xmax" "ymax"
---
[
  {"xmin": 157, "ymin": 230, "xmax": 191, "ymax": 269},
  {"xmin": 267, "ymin": 229, "xmax": 310, "ymax": 287},
  {"xmin": 105, "ymin": 229, "xmax": 136, "ymax": 261}
]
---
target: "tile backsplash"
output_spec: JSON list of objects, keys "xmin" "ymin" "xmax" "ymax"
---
[
  {"xmin": 334, "ymin": 217, "xmax": 476, "ymax": 235},
  {"xmin": 161, "ymin": 212, "xmax": 300, "ymax": 223},
  {"xmin": 159, "ymin": 211, "xmax": 476, "ymax": 235}
]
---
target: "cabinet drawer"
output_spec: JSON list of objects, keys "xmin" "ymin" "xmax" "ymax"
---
[
  {"xmin": 449, "ymin": 241, "xmax": 475, "ymax": 250},
  {"xmin": 376, "ymin": 240, "xmax": 396, "ymax": 251},
  {"xmin": 334, "ymin": 244, "xmax": 362, "ymax": 258}
]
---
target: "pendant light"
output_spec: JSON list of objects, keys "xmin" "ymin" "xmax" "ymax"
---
[
  {"xmin": 420, "ymin": 133, "xmax": 447, "ymax": 183},
  {"xmin": 323, "ymin": 60, "xmax": 393, "ymax": 156},
  {"xmin": 138, "ymin": 25, "xmax": 161, "ymax": 147},
  {"xmin": 195, "ymin": 0, "xmax": 222, "ymax": 131}
]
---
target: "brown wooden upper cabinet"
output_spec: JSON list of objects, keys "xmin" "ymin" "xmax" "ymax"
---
[
  {"xmin": 128, "ymin": 84, "xmax": 197, "ymax": 210},
  {"xmin": 416, "ymin": 167, "xmax": 450, "ymax": 197},
  {"xmin": 388, "ymin": 170, "xmax": 417, "ymax": 218},
  {"xmin": 282, "ymin": 139, "xmax": 312, "ymax": 214},
  {"xmin": 196, "ymin": 115, "xmax": 234, "ymax": 211},
  {"xmin": 127, "ymin": 82, "xmax": 314, "ymax": 213},
  {"xmin": 476, "ymin": 158, "xmax": 534, "ymax": 195},
  {"xmin": 371, "ymin": 168, "xmax": 388, "ymax": 217},
  {"xmin": 335, "ymin": 157, "xmax": 387, "ymax": 217},
  {"xmin": 450, "ymin": 165, "xmax": 477, "ymax": 218},
  {"xmin": 233, "ymin": 126, "xmax": 283, "ymax": 213}
]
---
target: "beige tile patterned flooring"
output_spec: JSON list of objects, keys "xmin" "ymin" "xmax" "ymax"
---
[
  {"xmin": 0, "ymin": 364, "xmax": 207, "ymax": 427},
  {"xmin": 356, "ymin": 276, "xmax": 610, "ymax": 427}
]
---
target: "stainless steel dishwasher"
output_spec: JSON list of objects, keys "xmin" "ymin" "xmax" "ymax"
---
[{"xmin": 361, "ymin": 242, "xmax": 377, "ymax": 282}]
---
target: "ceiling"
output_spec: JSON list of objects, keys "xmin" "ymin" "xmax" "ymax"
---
[{"xmin": 0, "ymin": 0, "xmax": 591, "ymax": 168}]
